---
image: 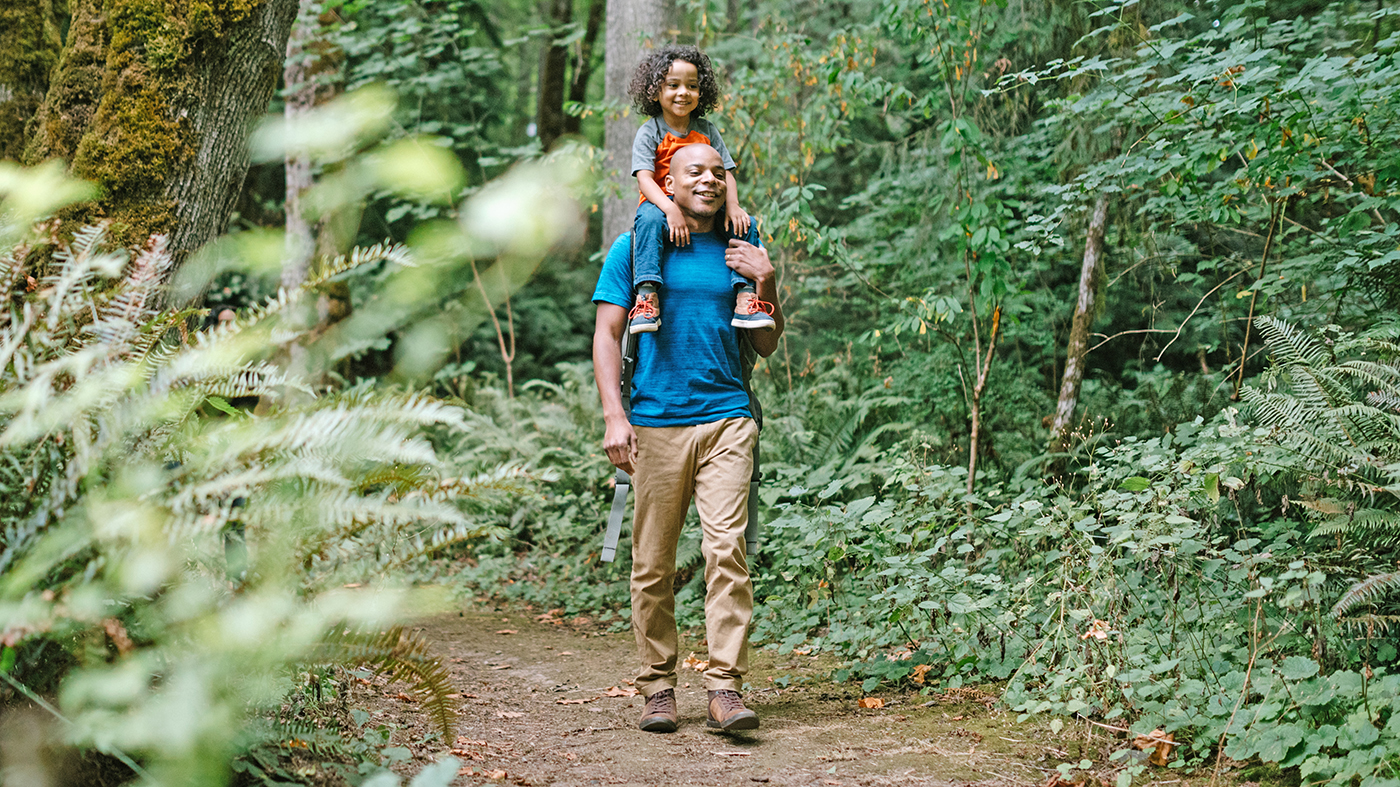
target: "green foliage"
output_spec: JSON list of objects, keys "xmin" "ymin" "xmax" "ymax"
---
[{"xmin": 0, "ymin": 82, "xmax": 587, "ymax": 782}]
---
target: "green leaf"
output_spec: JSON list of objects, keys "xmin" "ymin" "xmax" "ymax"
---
[
  {"xmin": 1279, "ymin": 656, "xmax": 1320, "ymax": 681},
  {"xmin": 205, "ymin": 396, "xmax": 242, "ymax": 417},
  {"xmin": 1120, "ymin": 477, "xmax": 1152, "ymax": 492},
  {"xmin": 409, "ymin": 756, "xmax": 462, "ymax": 787}
]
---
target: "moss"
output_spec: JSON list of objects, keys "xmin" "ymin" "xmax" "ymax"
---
[
  {"xmin": 24, "ymin": 0, "xmax": 109, "ymax": 164},
  {"xmin": 43, "ymin": 0, "xmax": 272, "ymax": 244},
  {"xmin": 0, "ymin": 0, "xmax": 64, "ymax": 160}
]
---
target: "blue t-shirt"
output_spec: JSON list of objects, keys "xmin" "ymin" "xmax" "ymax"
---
[{"xmin": 592, "ymin": 229, "xmax": 758, "ymax": 427}]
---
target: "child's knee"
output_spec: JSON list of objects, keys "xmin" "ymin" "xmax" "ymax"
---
[{"xmin": 636, "ymin": 201, "xmax": 667, "ymax": 225}]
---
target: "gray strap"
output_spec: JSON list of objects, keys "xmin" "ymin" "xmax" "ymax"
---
[
  {"xmin": 745, "ymin": 438, "xmax": 761, "ymax": 555},
  {"xmin": 601, "ymin": 468, "xmax": 630, "ymax": 563}
]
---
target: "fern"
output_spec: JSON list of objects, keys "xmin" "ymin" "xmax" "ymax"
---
[
  {"xmin": 0, "ymin": 221, "xmax": 492, "ymax": 770},
  {"xmin": 1331, "ymin": 572, "xmax": 1400, "ymax": 620},
  {"xmin": 1248, "ymin": 317, "xmax": 1400, "ymax": 623},
  {"xmin": 317, "ymin": 627, "xmax": 455, "ymax": 738}
]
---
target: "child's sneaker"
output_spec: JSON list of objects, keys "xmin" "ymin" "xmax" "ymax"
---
[
  {"xmin": 731, "ymin": 285, "xmax": 775, "ymax": 330},
  {"xmin": 629, "ymin": 286, "xmax": 661, "ymax": 334}
]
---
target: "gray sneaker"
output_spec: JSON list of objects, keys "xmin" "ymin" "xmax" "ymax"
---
[
  {"xmin": 731, "ymin": 285, "xmax": 775, "ymax": 330},
  {"xmin": 639, "ymin": 688, "xmax": 678, "ymax": 733}
]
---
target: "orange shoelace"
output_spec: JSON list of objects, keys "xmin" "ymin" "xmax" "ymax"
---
[
  {"xmin": 740, "ymin": 297, "xmax": 775, "ymax": 315},
  {"xmin": 629, "ymin": 297, "xmax": 659, "ymax": 320}
]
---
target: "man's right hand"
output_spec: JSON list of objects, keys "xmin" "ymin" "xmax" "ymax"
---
[{"xmin": 603, "ymin": 415, "xmax": 638, "ymax": 475}]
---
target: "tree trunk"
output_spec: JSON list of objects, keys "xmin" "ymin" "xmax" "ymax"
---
[
  {"xmin": 1048, "ymin": 194, "xmax": 1110, "ymax": 453},
  {"xmin": 0, "ymin": 0, "xmax": 63, "ymax": 162},
  {"xmin": 24, "ymin": 0, "xmax": 299, "ymax": 264},
  {"xmin": 283, "ymin": 0, "xmax": 319, "ymax": 289},
  {"xmin": 601, "ymin": 0, "xmax": 665, "ymax": 246},
  {"xmin": 536, "ymin": 0, "xmax": 572, "ymax": 151},
  {"xmin": 561, "ymin": 0, "xmax": 605, "ymax": 137}
]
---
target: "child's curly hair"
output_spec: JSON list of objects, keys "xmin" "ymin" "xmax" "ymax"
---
[{"xmin": 628, "ymin": 45, "xmax": 722, "ymax": 119}]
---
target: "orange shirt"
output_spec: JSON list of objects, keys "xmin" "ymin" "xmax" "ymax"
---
[{"xmin": 639, "ymin": 127, "xmax": 716, "ymax": 205}]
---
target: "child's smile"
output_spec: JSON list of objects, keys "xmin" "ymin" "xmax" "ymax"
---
[{"xmin": 657, "ymin": 60, "xmax": 700, "ymax": 126}]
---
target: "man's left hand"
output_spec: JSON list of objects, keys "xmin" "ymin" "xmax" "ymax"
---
[{"xmin": 724, "ymin": 239, "xmax": 773, "ymax": 285}]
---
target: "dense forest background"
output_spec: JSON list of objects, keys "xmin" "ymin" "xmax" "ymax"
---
[{"xmin": 2, "ymin": 0, "xmax": 1400, "ymax": 784}]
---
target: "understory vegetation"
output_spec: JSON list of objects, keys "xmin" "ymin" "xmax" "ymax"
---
[{"xmin": 3, "ymin": 0, "xmax": 1400, "ymax": 785}]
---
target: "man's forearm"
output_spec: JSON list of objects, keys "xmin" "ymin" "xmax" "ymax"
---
[{"xmin": 593, "ymin": 329, "xmax": 628, "ymax": 421}]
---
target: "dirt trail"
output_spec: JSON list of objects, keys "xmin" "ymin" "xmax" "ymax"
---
[{"xmin": 351, "ymin": 606, "xmax": 1115, "ymax": 787}]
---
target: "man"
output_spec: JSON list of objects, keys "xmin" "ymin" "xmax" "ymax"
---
[{"xmin": 592, "ymin": 143, "xmax": 785, "ymax": 733}]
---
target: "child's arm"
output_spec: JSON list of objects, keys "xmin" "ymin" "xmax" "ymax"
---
[
  {"xmin": 637, "ymin": 171, "xmax": 690, "ymax": 248},
  {"xmin": 724, "ymin": 169, "xmax": 751, "ymax": 237}
]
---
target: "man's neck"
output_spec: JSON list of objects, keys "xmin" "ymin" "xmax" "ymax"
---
[{"xmin": 682, "ymin": 212, "xmax": 715, "ymax": 235}]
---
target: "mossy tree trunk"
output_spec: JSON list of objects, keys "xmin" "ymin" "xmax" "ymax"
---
[
  {"xmin": 24, "ymin": 0, "xmax": 299, "ymax": 264},
  {"xmin": 0, "ymin": 0, "xmax": 64, "ymax": 161}
]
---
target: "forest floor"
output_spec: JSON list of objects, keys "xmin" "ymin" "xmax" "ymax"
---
[{"xmin": 342, "ymin": 604, "xmax": 1256, "ymax": 787}]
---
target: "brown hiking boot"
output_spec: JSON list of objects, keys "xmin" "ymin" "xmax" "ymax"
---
[
  {"xmin": 639, "ymin": 688, "xmax": 678, "ymax": 733},
  {"xmin": 707, "ymin": 690, "xmax": 759, "ymax": 731}
]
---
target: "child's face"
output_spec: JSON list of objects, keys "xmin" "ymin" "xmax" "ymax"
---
[{"xmin": 655, "ymin": 59, "xmax": 700, "ymax": 121}]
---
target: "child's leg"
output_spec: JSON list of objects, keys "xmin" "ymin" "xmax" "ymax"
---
[
  {"xmin": 632, "ymin": 201, "xmax": 667, "ymax": 288},
  {"xmin": 629, "ymin": 201, "xmax": 667, "ymax": 334}
]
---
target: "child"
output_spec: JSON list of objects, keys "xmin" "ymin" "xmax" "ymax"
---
[{"xmin": 625, "ymin": 45, "xmax": 775, "ymax": 334}]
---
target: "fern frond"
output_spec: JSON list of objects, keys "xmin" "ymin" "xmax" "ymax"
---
[
  {"xmin": 303, "ymin": 242, "xmax": 415, "ymax": 291},
  {"xmin": 1310, "ymin": 508, "xmax": 1400, "ymax": 537},
  {"xmin": 316, "ymin": 627, "xmax": 454, "ymax": 737},
  {"xmin": 1256, "ymin": 316, "xmax": 1330, "ymax": 368},
  {"xmin": 86, "ymin": 235, "xmax": 173, "ymax": 351},
  {"xmin": 1331, "ymin": 571, "xmax": 1400, "ymax": 619},
  {"xmin": 1335, "ymin": 613, "xmax": 1400, "ymax": 634},
  {"xmin": 1371, "ymin": 390, "xmax": 1400, "ymax": 414}
]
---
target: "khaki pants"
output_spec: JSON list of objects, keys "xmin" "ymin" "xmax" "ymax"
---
[{"xmin": 631, "ymin": 417, "xmax": 757, "ymax": 697}]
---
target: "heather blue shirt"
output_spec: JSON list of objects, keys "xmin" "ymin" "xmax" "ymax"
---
[{"xmin": 593, "ymin": 229, "xmax": 758, "ymax": 427}]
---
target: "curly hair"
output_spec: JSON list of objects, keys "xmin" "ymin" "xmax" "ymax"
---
[{"xmin": 627, "ymin": 45, "xmax": 722, "ymax": 119}]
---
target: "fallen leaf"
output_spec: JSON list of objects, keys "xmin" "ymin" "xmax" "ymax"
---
[
  {"xmin": 496, "ymin": 711, "xmax": 524, "ymax": 719},
  {"xmin": 456, "ymin": 737, "xmax": 488, "ymax": 746},
  {"xmin": 1080, "ymin": 619, "xmax": 1112, "ymax": 641},
  {"xmin": 495, "ymin": 629, "xmax": 518, "ymax": 635},
  {"xmin": 491, "ymin": 664, "xmax": 512, "ymax": 670},
  {"xmin": 681, "ymin": 652, "xmax": 709, "ymax": 671},
  {"xmin": 604, "ymin": 686, "xmax": 639, "ymax": 697},
  {"xmin": 1133, "ymin": 729, "xmax": 1177, "ymax": 766},
  {"xmin": 857, "ymin": 697, "xmax": 885, "ymax": 709},
  {"xmin": 949, "ymin": 714, "xmax": 964, "ymax": 721},
  {"xmin": 910, "ymin": 663, "xmax": 933, "ymax": 684},
  {"xmin": 461, "ymin": 693, "xmax": 478, "ymax": 698},
  {"xmin": 792, "ymin": 649, "xmax": 811, "ymax": 656},
  {"xmin": 483, "ymin": 769, "xmax": 508, "ymax": 779},
  {"xmin": 556, "ymin": 696, "xmax": 599, "ymax": 705},
  {"xmin": 559, "ymin": 651, "xmax": 575, "ymax": 656}
]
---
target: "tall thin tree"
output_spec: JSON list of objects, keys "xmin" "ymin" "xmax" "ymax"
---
[
  {"xmin": 1048, "ymin": 195, "xmax": 1110, "ymax": 454},
  {"xmin": 601, "ymin": 0, "xmax": 666, "ymax": 245}
]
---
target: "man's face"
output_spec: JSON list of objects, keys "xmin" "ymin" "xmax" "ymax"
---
[{"xmin": 665, "ymin": 145, "xmax": 726, "ymax": 219}]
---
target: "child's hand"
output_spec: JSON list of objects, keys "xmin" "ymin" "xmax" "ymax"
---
[
  {"xmin": 664, "ymin": 205, "xmax": 691, "ymax": 247},
  {"xmin": 726, "ymin": 204, "xmax": 751, "ymax": 237}
]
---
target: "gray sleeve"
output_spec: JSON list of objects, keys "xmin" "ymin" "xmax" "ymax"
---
[
  {"xmin": 631, "ymin": 120, "xmax": 661, "ymax": 176},
  {"xmin": 699, "ymin": 119, "xmax": 737, "ymax": 170}
]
